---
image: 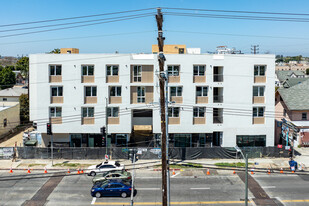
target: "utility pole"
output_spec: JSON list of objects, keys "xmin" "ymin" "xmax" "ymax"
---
[
  {"xmin": 156, "ymin": 7, "xmax": 168, "ymax": 206},
  {"xmin": 130, "ymin": 149, "xmax": 136, "ymax": 206},
  {"xmin": 165, "ymin": 70, "xmax": 170, "ymax": 205},
  {"xmin": 105, "ymin": 97, "xmax": 108, "ymax": 159},
  {"xmin": 245, "ymin": 154, "xmax": 248, "ymax": 206},
  {"xmin": 251, "ymin": 45, "xmax": 259, "ymax": 54}
]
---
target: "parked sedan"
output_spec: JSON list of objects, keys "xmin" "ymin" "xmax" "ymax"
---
[
  {"xmin": 91, "ymin": 180, "xmax": 133, "ymax": 198},
  {"xmin": 87, "ymin": 161, "xmax": 124, "ymax": 176},
  {"xmin": 92, "ymin": 170, "xmax": 132, "ymax": 185}
]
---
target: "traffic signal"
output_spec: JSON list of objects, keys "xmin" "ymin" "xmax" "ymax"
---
[
  {"xmin": 47, "ymin": 123, "xmax": 52, "ymax": 135},
  {"xmin": 128, "ymin": 149, "xmax": 138, "ymax": 163},
  {"xmin": 101, "ymin": 127, "xmax": 106, "ymax": 136}
]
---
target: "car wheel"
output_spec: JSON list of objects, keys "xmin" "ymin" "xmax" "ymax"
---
[
  {"xmin": 121, "ymin": 192, "xmax": 127, "ymax": 198},
  {"xmin": 90, "ymin": 171, "xmax": 96, "ymax": 177},
  {"xmin": 95, "ymin": 192, "xmax": 101, "ymax": 198}
]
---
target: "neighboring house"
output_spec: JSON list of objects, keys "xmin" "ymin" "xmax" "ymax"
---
[
  {"xmin": 275, "ymin": 70, "xmax": 307, "ymax": 87},
  {"xmin": 0, "ymin": 102, "xmax": 20, "ymax": 137},
  {"xmin": 0, "ymin": 87, "xmax": 28, "ymax": 102},
  {"xmin": 275, "ymin": 80, "xmax": 309, "ymax": 147},
  {"xmin": 29, "ymin": 52, "xmax": 275, "ymax": 148},
  {"xmin": 12, "ymin": 71, "xmax": 26, "ymax": 85}
]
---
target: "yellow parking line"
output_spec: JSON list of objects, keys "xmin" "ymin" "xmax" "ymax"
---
[
  {"xmin": 94, "ymin": 200, "xmax": 251, "ymax": 205},
  {"xmin": 282, "ymin": 199, "xmax": 309, "ymax": 203}
]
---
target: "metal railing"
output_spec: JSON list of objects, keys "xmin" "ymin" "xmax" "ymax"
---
[
  {"xmin": 213, "ymin": 116, "xmax": 223, "ymax": 124},
  {"xmin": 213, "ymin": 74, "xmax": 224, "ymax": 82},
  {"xmin": 213, "ymin": 95, "xmax": 223, "ymax": 103}
]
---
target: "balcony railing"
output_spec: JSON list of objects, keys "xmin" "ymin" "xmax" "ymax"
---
[
  {"xmin": 213, "ymin": 74, "xmax": 223, "ymax": 82},
  {"xmin": 213, "ymin": 95, "xmax": 223, "ymax": 103},
  {"xmin": 213, "ymin": 116, "xmax": 223, "ymax": 124}
]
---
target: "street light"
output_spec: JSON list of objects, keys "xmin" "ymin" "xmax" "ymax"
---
[{"xmin": 235, "ymin": 146, "xmax": 248, "ymax": 206}]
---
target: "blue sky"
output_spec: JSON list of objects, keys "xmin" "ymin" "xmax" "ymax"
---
[{"xmin": 1, "ymin": 0, "xmax": 309, "ymax": 56}]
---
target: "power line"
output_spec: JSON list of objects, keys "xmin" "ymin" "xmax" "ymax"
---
[
  {"xmin": 0, "ymin": 13, "xmax": 154, "ymax": 38},
  {"xmin": 162, "ymin": 7, "xmax": 309, "ymax": 17},
  {"xmin": 163, "ymin": 12, "xmax": 309, "ymax": 23},
  {"xmin": 0, "ymin": 13, "xmax": 155, "ymax": 33},
  {"xmin": 0, "ymin": 8, "xmax": 156, "ymax": 27}
]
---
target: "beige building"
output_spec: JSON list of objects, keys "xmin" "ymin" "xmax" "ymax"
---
[
  {"xmin": 0, "ymin": 87, "xmax": 28, "ymax": 102},
  {"xmin": 60, "ymin": 48, "xmax": 79, "ymax": 54},
  {"xmin": 0, "ymin": 102, "xmax": 20, "ymax": 137},
  {"xmin": 152, "ymin": 44, "xmax": 186, "ymax": 54}
]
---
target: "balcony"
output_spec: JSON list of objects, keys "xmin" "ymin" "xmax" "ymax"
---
[
  {"xmin": 108, "ymin": 117, "xmax": 120, "ymax": 125},
  {"xmin": 51, "ymin": 96, "xmax": 63, "ymax": 104},
  {"xmin": 84, "ymin": 96, "xmax": 97, "ymax": 104},
  {"xmin": 168, "ymin": 76, "xmax": 180, "ymax": 83},
  {"xmin": 254, "ymin": 76, "xmax": 266, "ymax": 83},
  {"xmin": 193, "ymin": 117, "xmax": 206, "ymax": 124},
  {"xmin": 168, "ymin": 117, "xmax": 180, "ymax": 124},
  {"xmin": 106, "ymin": 76, "xmax": 119, "ymax": 83},
  {"xmin": 253, "ymin": 117, "xmax": 265, "ymax": 124},
  {"xmin": 82, "ymin": 76, "xmax": 94, "ymax": 83},
  {"xmin": 253, "ymin": 96, "xmax": 265, "ymax": 104},
  {"xmin": 109, "ymin": 96, "xmax": 122, "ymax": 104},
  {"xmin": 49, "ymin": 75, "xmax": 62, "ymax": 83},
  {"xmin": 82, "ymin": 117, "xmax": 94, "ymax": 125},
  {"xmin": 193, "ymin": 76, "xmax": 206, "ymax": 83},
  {"xmin": 196, "ymin": 96, "xmax": 208, "ymax": 104},
  {"xmin": 170, "ymin": 96, "xmax": 183, "ymax": 104},
  {"xmin": 50, "ymin": 117, "xmax": 62, "ymax": 124}
]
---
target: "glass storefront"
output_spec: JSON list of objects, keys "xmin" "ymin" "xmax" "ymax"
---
[{"xmin": 236, "ymin": 135, "xmax": 266, "ymax": 147}]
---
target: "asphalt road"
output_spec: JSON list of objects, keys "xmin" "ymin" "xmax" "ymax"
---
[{"xmin": 0, "ymin": 170, "xmax": 309, "ymax": 206}]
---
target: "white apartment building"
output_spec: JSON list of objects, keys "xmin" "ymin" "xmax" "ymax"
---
[{"xmin": 29, "ymin": 53, "xmax": 275, "ymax": 148}]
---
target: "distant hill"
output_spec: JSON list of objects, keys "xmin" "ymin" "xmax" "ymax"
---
[{"xmin": 0, "ymin": 56, "xmax": 18, "ymax": 66}]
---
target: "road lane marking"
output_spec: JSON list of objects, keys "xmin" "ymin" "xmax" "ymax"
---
[
  {"xmin": 94, "ymin": 200, "xmax": 252, "ymax": 205},
  {"xmin": 171, "ymin": 173, "xmax": 180, "ymax": 178},
  {"xmin": 282, "ymin": 199, "xmax": 309, "ymax": 203},
  {"xmin": 261, "ymin": 186, "xmax": 276, "ymax": 189},
  {"xmin": 91, "ymin": 197, "xmax": 96, "ymax": 205},
  {"xmin": 137, "ymin": 188, "xmax": 161, "ymax": 190},
  {"xmin": 190, "ymin": 188, "xmax": 210, "ymax": 190}
]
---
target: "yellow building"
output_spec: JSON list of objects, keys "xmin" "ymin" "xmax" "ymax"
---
[
  {"xmin": 60, "ymin": 48, "xmax": 79, "ymax": 54},
  {"xmin": 152, "ymin": 45, "xmax": 186, "ymax": 54},
  {"xmin": 0, "ymin": 103, "xmax": 20, "ymax": 137}
]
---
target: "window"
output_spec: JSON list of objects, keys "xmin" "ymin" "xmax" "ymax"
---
[
  {"xmin": 253, "ymin": 86, "xmax": 265, "ymax": 96},
  {"xmin": 50, "ymin": 65, "xmax": 61, "ymax": 76},
  {"xmin": 85, "ymin": 86, "xmax": 97, "ymax": 97},
  {"xmin": 82, "ymin": 65, "xmax": 94, "ymax": 76},
  {"xmin": 253, "ymin": 107, "xmax": 264, "ymax": 117},
  {"xmin": 237, "ymin": 135, "xmax": 266, "ymax": 147},
  {"xmin": 179, "ymin": 48, "xmax": 184, "ymax": 54},
  {"xmin": 283, "ymin": 109, "xmax": 287, "ymax": 117},
  {"xmin": 50, "ymin": 107, "xmax": 62, "ymax": 117},
  {"xmin": 254, "ymin": 65, "xmax": 266, "ymax": 76},
  {"xmin": 168, "ymin": 65, "xmax": 180, "ymax": 76},
  {"xmin": 110, "ymin": 86, "xmax": 121, "ymax": 97},
  {"xmin": 82, "ymin": 107, "xmax": 94, "ymax": 117},
  {"xmin": 137, "ymin": 86, "xmax": 145, "ymax": 103},
  {"xmin": 196, "ymin": 87, "xmax": 208, "ymax": 96},
  {"xmin": 193, "ymin": 65, "xmax": 205, "ymax": 76},
  {"xmin": 168, "ymin": 107, "xmax": 180, "ymax": 117},
  {"xmin": 302, "ymin": 113, "xmax": 307, "ymax": 120},
  {"xmin": 51, "ymin": 86, "xmax": 63, "ymax": 96},
  {"xmin": 170, "ymin": 87, "xmax": 182, "ymax": 97},
  {"xmin": 3, "ymin": 118, "xmax": 7, "ymax": 127},
  {"xmin": 3, "ymin": 98, "xmax": 7, "ymax": 101},
  {"xmin": 107, "ymin": 65, "xmax": 119, "ymax": 76},
  {"xmin": 107, "ymin": 107, "xmax": 119, "ymax": 117},
  {"xmin": 193, "ymin": 107, "xmax": 205, "ymax": 117},
  {"xmin": 133, "ymin": 65, "xmax": 142, "ymax": 82}
]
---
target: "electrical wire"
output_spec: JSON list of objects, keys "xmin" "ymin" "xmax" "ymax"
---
[{"xmin": 0, "ymin": 8, "xmax": 156, "ymax": 27}]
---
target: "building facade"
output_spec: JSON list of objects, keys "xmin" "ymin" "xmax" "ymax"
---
[
  {"xmin": 29, "ymin": 53, "xmax": 275, "ymax": 148},
  {"xmin": 0, "ymin": 102, "xmax": 20, "ymax": 137}
]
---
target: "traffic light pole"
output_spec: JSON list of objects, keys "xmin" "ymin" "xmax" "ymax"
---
[
  {"xmin": 51, "ymin": 134, "xmax": 54, "ymax": 166},
  {"xmin": 130, "ymin": 152, "xmax": 136, "ymax": 206},
  {"xmin": 105, "ymin": 97, "xmax": 108, "ymax": 158}
]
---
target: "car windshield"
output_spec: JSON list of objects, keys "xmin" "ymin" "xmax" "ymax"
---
[
  {"xmin": 123, "ymin": 181, "xmax": 131, "ymax": 187},
  {"xmin": 96, "ymin": 163, "xmax": 102, "ymax": 168}
]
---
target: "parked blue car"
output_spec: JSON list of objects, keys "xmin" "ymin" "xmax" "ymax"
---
[{"xmin": 91, "ymin": 180, "xmax": 133, "ymax": 198}]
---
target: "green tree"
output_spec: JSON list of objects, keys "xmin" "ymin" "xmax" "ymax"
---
[
  {"xmin": 16, "ymin": 56, "xmax": 29, "ymax": 78},
  {"xmin": 49, "ymin": 48, "xmax": 60, "ymax": 54},
  {"xmin": 0, "ymin": 67, "xmax": 16, "ymax": 89},
  {"xmin": 306, "ymin": 68, "xmax": 309, "ymax": 75},
  {"xmin": 5, "ymin": 65, "xmax": 15, "ymax": 71},
  {"xmin": 19, "ymin": 94, "xmax": 29, "ymax": 123},
  {"xmin": 0, "ymin": 65, "xmax": 3, "ymax": 72}
]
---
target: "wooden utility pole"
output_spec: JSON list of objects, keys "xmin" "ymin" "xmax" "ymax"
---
[{"xmin": 156, "ymin": 7, "xmax": 168, "ymax": 206}]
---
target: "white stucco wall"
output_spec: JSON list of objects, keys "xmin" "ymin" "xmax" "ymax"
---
[{"xmin": 30, "ymin": 53, "xmax": 275, "ymax": 147}]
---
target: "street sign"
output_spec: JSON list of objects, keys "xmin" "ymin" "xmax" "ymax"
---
[{"xmin": 285, "ymin": 146, "xmax": 290, "ymax": 150}]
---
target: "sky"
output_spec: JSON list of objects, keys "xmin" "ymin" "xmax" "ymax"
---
[{"xmin": 1, "ymin": 0, "xmax": 309, "ymax": 57}]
